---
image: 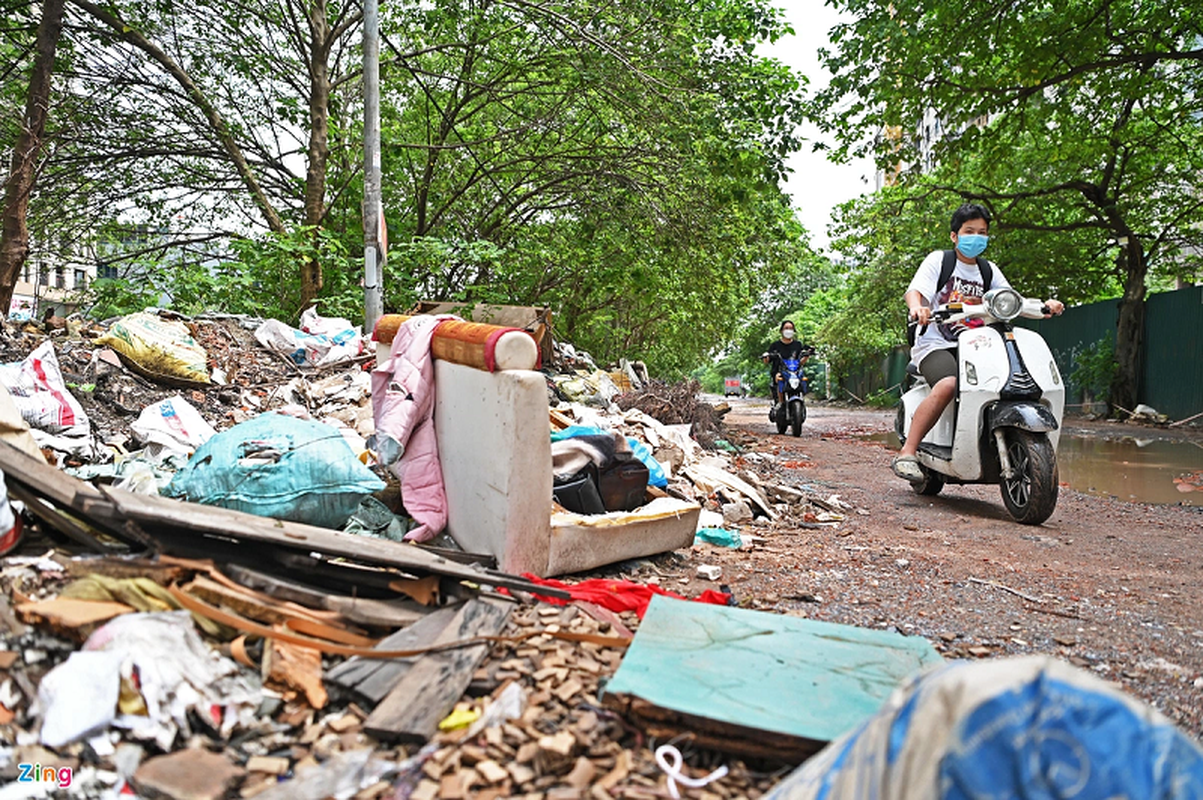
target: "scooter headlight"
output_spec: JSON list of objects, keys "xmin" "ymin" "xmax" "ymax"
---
[
  {"xmin": 984, "ymin": 288, "xmax": 1023, "ymax": 321},
  {"xmin": 789, "ymin": 377, "xmax": 800, "ymax": 390}
]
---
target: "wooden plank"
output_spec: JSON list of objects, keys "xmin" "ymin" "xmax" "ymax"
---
[
  {"xmin": 0, "ymin": 440, "xmax": 108, "ymax": 509},
  {"xmin": 6, "ymin": 483, "xmax": 118, "ymax": 553},
  {"xmin": 323, "ymin": 595, "xmax": 430, "ymax": 629},
  {"xmin": 364, "ymin": 598, "xmax": 511, "ymax": 742},
  {"xmin": 102, "ymin": 487, "xmax": 567, "ymax": 599},
  {"xmin": 326, "ymin": 605, "xmax": 462, "ymax": 703},
  {"xmin": 220, "ymin": 563, "xmax": 338, "ymax": 608},
  {"xmin": 16, "ymin": 598, "xmax": 135, "ymax": 641}
]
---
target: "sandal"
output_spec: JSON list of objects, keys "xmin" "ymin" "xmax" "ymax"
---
[{"xmin": 891, "ymin": 455, "xmax": 925, "ymax": 482}]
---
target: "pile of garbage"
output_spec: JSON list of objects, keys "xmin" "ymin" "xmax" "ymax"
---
[{"xmin": 6, "ymin": 307, "xmax": 1198, "ymax": 799}]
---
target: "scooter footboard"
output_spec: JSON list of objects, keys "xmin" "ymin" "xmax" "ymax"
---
[{"xmin": 988, "ymin": 401, "xmax": 1059, "ymax": 433}]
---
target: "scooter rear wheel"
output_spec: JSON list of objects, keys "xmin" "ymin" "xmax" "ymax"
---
[{"xmin": 999, "ymin": 429, "xmax": 1058, "ymax": 524}]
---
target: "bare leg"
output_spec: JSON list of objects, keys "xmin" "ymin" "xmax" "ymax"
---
[{"xmin": 899, "ymin": 377, "xmax": 956, "ymax": 457}]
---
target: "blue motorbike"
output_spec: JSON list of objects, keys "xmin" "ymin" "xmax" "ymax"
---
[{"xmin": 773, "ymin": 349, "xmax": 812, "ymax": 436}]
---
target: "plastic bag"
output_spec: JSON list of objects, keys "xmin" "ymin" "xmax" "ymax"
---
[
  {"xmin": 164, "ymin": 412, "xmax": 384, "ymax": 529},
  {"xmin": 94, "ymin": 312, "xmax": 210, "ymax": 384},
  {"xmin": 550, "ymin": 425, "xmax": 667, "ymax": 489},
  {"xmin": 627, "ymin": 438, "xmax": 667, "ymax": 488},
  {"xmin": 131, "ymin": 395, "xmax": 216, "ymax": 456},
  {"xmin": 81, "ymin": 611, "xmax": 261, "ymax": 750},
  {"xmin": 36, "ymin": 650, "xmax": 125, "ymax": 747},
  {"xmin": 254, "ymin": 309, "xmax": 363, "ymax": 368},
  {"xmin": 0, "ymin": 340, "xmax": 90, "ymax": 437},
  {"xmin": 694, "ymin": 528, "xmax": 743, "ymax": 548}
]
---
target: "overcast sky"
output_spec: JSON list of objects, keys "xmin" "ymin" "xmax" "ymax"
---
[{"xmin": 760, "ymin": 0, "xmax": 875, "ymax": 252}]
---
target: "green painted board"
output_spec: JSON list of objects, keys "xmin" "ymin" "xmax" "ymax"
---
[{"xmin": 606, "ymin": 595, "xmax": 942, "ymax": 743}]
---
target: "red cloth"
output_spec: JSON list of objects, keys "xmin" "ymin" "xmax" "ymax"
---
[{"xmin": 520, "ymin": 573, "xmax": 732, "ymax": 619}]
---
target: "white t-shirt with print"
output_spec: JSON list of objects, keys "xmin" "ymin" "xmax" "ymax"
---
[{"xmin": 907, "ymin": 250, "xmax": 1011, "ymax": 368}]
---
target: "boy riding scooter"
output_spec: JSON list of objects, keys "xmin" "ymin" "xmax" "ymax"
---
[{"xmin": 892, "ymin": 204, "xmax": 1064, "ymax": 483}]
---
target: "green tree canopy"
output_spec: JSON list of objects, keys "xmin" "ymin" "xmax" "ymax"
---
[{"xmin": 815, "ymin": 0, "xmax": 1203, "ymax": 409}]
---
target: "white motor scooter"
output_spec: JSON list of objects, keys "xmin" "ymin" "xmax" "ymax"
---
[{"xmin": 897, "ymin": 288, "xmax": 1065, "ymax": 524}]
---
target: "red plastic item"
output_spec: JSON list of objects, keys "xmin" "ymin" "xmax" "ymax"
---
[{"xmin": 519, "ymin": 573, "xmax": 732, "ymax": 619}]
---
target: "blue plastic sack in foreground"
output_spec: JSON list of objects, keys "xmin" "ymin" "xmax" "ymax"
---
[
  {"xmin": 550, "ymin": 425, "xmax": 668, "ymax": 488},
  {"xmin": 765, "ymin": 655, "xmax": 1203, "ymax": 800},
  {"xmin": 164, "ymin": 412, "xmax": 384, "ymax": 529}
]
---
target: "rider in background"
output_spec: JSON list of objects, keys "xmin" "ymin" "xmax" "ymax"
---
[
  {"xmin": 764, "ymin": 320, "xmax": 809, "ymax": 422},
  {"xmin": 891, "ymin": 203, "xmax": 1064, "ymax": 481}
]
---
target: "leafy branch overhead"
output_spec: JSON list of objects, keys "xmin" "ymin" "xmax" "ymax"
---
[{"xmin": 0, "ymin": 0, "xmax": 813, "ymax": 375}]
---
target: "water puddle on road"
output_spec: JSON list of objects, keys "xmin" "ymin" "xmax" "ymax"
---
[{"xmin": 860, "ymin": 431, "xmax": 1203, "ymax": 507}]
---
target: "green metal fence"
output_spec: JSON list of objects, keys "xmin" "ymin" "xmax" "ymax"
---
[
  {"xmin": 837, "ymin": 286, "xmax": 1203, "ymax": 420},
  {"xmin": 1020, "ymin": 285, "xmax": 1203, "ymax": 420}
]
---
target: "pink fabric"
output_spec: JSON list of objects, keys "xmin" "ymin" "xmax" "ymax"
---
[{"xmin": 371, "ymin": 314, "xmax": 458, "ymax": 542}]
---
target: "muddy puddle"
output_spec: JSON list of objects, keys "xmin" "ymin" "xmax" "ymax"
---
[{"xmin": 861, "ymin": 431, "xmax": 1203, "ymax": 507}]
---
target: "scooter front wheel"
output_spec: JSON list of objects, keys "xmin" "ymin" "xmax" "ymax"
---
[
  {"xmin": 789, "ymin": 399, "xmax": 805, "ymax": 436},
  {"xmin": 999, "ymin": 429, "xmax": 1059, "ymax": 524}
]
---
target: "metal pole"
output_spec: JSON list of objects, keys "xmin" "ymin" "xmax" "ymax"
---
[{"xmin": 362, "ymin": 0, "xmax": 384, "ymax": 334}]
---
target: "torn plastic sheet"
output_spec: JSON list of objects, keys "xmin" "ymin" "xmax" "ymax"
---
[
  {"xmin": 35, "ymin": 650, "xmax": 124, "ymax": 748},
  {"xmin": 79, "ymin": 611, "xmax": 261, "ymax": 751}
]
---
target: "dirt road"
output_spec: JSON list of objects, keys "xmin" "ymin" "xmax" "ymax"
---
[{"xmin": 677, "ymin": 398, "xmax": 1203, "ymax": 737}]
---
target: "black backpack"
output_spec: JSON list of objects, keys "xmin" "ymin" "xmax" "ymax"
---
[{"xmin": 907, "ymin": 251, "xmax": 993, "ymax": 346}]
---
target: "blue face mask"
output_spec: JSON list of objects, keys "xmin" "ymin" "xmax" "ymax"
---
[{"xmin": 957, "ymin": 233, "xmax": 989, "ymax": 258}]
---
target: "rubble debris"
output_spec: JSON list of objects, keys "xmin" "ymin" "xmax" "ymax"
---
[
  {"xmin": 603, "ymin": 595, "xmax": 942, "ymax": 763},
  {"xmin": 615, "ymin": 378, "xmax": 727, "ymax": 448},
  {"xmin": 131, "ymin": 747, "xmax": 246, "ymax": 800}
]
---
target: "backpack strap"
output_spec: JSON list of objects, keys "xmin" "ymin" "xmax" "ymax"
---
[{"xmin": 938, "ymin": 250, "xmax": 993, "ymax": 299}]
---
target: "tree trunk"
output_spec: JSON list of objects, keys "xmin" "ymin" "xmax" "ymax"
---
[
  {"xmin": 1110, "ymin": 239, "xmax": 1146, "ymax": 415},
  {"xmin": 0, "ymin": 0, "xmax": 65, "ymax": 315},
  {"xmin": 301, "ymin": 0, "xmax": 331, "ymax": 308}
]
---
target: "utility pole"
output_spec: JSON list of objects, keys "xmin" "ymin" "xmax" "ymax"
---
[{"xmin": 362, "ymin": 0, "xmax": 384, "ymax": 335}]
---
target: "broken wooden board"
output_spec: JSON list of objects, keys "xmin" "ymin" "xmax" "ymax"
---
[
  {"xmin": 364, "ymin": 598, "xmax": 511, "ymax": 742},
  {"xmin": 15, "ymin": 597, "xmax": 135, "ymax": 641},
  {"xmin": 102, "ymin": 487, "xmax": 568, "ymax": 600},
  {"xmin": 323, "ymin": 595, "xmax": 430, "ymax": 629},
  {"xmin": 326, "ymin": 605, "xmax": 462, "ymax": 703},
  {"xmin": 603, "ymin": 595, "xmax": 942, "ymax": 763}
]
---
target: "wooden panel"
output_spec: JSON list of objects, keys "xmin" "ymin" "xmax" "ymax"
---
[
  {"xmin": 363, "ymin": 598, "xmax": 511, "ymax": 742},
  {"xmin": 326, "ymin": 605, "xmax": 462, "ymax": 703}
]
